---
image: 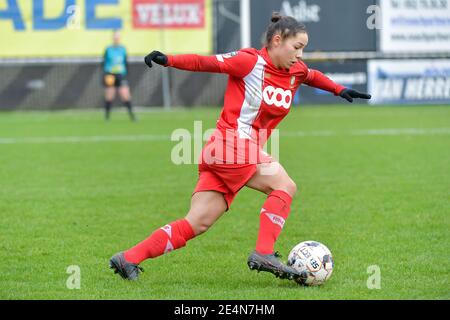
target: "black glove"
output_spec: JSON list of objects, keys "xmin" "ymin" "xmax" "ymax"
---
[
  {"xmin": 144, "ymin": 51, "xmax": 168, "ymax": 68},
  {"xmin": 339, "ymin": 88, "xmax": 371, "ymax": 103}
]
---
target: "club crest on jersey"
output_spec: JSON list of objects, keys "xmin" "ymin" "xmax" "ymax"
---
[
  {"xmin": 262, "ymin": 85, "xmax": 292, "ymax": 109},
  {"xmin": 290, "ymin": 76, "xmax": 296, "ymax": 86}
]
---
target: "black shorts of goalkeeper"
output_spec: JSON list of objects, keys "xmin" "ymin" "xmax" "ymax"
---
[{"xmin": 103, "ymin": 73, "xmax": 129, "ymax": 88}]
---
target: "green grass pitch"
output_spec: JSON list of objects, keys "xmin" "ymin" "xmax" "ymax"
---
[{"xmin": 0, "ymin": 105, "xmax": 449, "ymax": 299}]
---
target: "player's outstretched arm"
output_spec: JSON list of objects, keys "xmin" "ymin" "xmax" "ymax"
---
[
  {"xmin": 144, "ymin": 50, "xmax": 257, "ymax": 78},
  {"xmin": 304, "ymin": 68, "xmax": 371, "ymax": 103},
  {"xmin": 144, "ymin": 50, "xmax": 222, "ymax": 73}
]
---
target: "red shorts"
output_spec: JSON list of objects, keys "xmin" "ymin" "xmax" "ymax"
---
[
  {"xmin": 193, "ymin": 132, "xmax": 274, "ymax": 210},
  {"xmin": 193, "ymin": 162, "xmax": 257, "ymax": 210}
]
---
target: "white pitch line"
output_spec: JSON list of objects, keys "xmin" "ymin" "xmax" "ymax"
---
[
  {"xmin": 284, "ymin": 128, "xmax": 450, "ymax": 137},
  {"xmin": 350, "ymin": 128, "xmax": 450, "ymax": 136},
  {"xmin": 0, "ymin": 134, "xmax": 170, "ymax": 144},
  {"xmin": 0, "ymin": 128, "xmax": 449, "ymax": 144}
]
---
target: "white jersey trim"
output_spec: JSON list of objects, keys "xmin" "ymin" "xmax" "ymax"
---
[
  {"xmin": 237, "ymin": 55, "xmax": 266, "ymax": 139},
  {"xmin": 216, "ymin": 54, "xmax": 224, "ymax": 62}
]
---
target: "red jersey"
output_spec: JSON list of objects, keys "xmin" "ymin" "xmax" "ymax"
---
[{"xmin": 166, "ymin": 47, "xmax": 345, "ymax": 164}]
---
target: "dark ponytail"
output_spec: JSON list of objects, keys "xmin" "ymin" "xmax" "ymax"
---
[
  {"xmin": 264, "ymin": 12, "xmax": 307, "ymax": 47},
  {"xmin": 271, "ymin": 12, "xmax": 282, "ymax": 23}
]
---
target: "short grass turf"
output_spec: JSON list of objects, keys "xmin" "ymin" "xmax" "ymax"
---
[{"xmin": 0, "ymin": 105, "xmax": 449, "ymax": 300}]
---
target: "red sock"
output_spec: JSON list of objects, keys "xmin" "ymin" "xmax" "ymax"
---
[
  {"xmin": 124, "ymin": 219, "xmax": 195, "ymax": 264},
  {"xmin": 255, "ymin": 190, "xmax": 292, "ymax": 255}
]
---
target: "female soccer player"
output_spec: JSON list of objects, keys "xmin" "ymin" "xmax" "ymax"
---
[
  {"xmin": 102, "ymin": 31, "xmax": 136, "ymax": 121},
  {"xmin": 110, "ymin": 13, "xmax": 371, "ymax": 281}
]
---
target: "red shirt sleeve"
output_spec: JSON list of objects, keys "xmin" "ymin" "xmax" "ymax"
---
[
  {"xmin": 303, "ymin": 68, "xmax": 346, "ymax": 96},
  {"xmin": 166, "ymin": 50, "xmax": 257, "ymax": 78}
]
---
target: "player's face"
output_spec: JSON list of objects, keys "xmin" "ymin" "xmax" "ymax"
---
[{"xmin": 271, "ymin": 32, "xmax": 309, "ymax": 69}]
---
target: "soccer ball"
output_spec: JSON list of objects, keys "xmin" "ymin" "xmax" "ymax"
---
[{"xmin": 287, "ymin": 240, "xmax": 334, "ymax": 286}]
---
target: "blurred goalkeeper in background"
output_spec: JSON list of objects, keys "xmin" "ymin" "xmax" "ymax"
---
[{"xmin": 102, "ymin": 31, "xmax": 136, "ymax": 122}]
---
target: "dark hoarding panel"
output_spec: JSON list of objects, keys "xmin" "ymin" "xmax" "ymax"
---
[{"xmin": 251, "ymin": 0, "xmax": 377, "ymax": 52}]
